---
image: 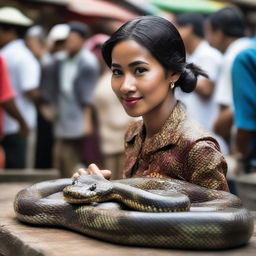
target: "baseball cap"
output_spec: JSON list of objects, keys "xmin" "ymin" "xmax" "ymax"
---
[{"xmin": 47, "ymin": 24, "xmax": 70, "ymax": 44}]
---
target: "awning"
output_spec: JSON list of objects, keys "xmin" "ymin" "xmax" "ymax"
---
[
  {"xmin": 222, "ymin": 0, "xmax": 256, "ymax": 7},
  {"xmin": 68, "ymin": 0, "xmax": 137, "ymax": 21},
  {"xmin": 150, "ymin": 0, "xmax": 227, "ymax": 14}
]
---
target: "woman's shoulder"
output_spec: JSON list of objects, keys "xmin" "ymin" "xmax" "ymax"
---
[{"xmin": 179, "ymin": 114, "xmax": 220, "ymax": 150}]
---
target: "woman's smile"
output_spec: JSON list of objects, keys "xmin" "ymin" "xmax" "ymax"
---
[{"xmin": 122, "ymin": 96, "xmax": 143, "ymax": 107}]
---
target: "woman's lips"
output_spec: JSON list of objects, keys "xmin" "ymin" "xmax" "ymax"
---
[{"xmin": 122, "ymin": 97, "xmax": 142, "ymax": 107}]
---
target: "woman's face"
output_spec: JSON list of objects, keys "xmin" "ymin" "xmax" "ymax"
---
[{"xmin": 111, "ymin": 40, "xmax": 177, "ymax": 118}]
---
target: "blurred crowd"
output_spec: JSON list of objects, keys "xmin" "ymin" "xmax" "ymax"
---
[{"xmin": 0, "ymin": 5, "xmax": 255, "ymax": 179}]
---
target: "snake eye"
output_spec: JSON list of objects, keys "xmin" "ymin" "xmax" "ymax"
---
[{"xmin": 90, "ymin": 184, "xmax": 97, "ymax": 191}]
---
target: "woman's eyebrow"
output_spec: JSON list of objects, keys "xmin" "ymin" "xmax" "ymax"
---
[
  {"xmin": 128, "ymin": 61, "xmax": 149, "ymax": 67},
  {"xmin": 111, "ymin": 61, "xmax": 149, "ymax": 68},
  {"xmin": 111, "ymin": 63, "xmax": 121, "ymax": 68}
]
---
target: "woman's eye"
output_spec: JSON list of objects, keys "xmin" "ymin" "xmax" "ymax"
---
[
  {"xmin": 135, "ymin": 67, "xmax": 147, "ymax": 75},
  {"xmin": 112, "ymin": 69, "xmax": 122, "ymax": 76}
]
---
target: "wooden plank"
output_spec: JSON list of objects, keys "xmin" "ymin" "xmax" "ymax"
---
[
  {"xmin": 0, "ymin": 169, "xmax": 60, "ymax": 183},
  {"xmin": 235, "ymin": 173, "xmax": 256, "ymax": 210},
  {"xmin": 0, "ymin": 183, "xmax": 255, "ymax": 256}
]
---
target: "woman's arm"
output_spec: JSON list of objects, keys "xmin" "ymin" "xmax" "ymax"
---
[{"xmin": 187, "ymin": 140, "xmax": 229, "ymax": 191}]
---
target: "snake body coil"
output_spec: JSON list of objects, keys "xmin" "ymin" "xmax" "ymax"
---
[{"xmin": 14, "ymin": 175, "xmax": 254, "ymax": 249}]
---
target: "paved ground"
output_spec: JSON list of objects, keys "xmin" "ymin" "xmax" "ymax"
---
[{"xmin": 0, "ymin": 182, "xmax": 255, "ymax": 256}]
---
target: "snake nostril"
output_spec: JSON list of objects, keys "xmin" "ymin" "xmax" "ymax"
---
[{"xmin": 90, "ymin": 184, "xmax": 97, "ymax": 191}]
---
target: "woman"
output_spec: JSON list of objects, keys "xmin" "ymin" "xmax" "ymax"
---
[{"xmin": 73, "ymin": 16, "xmax": 229, "ymax": 191}]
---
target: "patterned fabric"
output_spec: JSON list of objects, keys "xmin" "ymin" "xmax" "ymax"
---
[{"xmin": 123, "ymin": 102, "xmax": 229, "ymax": 191}]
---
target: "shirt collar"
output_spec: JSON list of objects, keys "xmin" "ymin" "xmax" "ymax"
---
[
  {"xmin": 2, "ymin": 39, "xmax": 23, "ymax": 51},
  {"xmin": 66, "ymin": 48, "xmax": 84, "ymax": 63},
  {"xmin": 125, "ymin": 101, "xmax": 187, "ymax": 154},
  {"xmin": 225, "ymin": 37, "xmax": 250, "ymax": 56},
  {"xmin": 190, "ymin": 40, "xmax": 207, "ymax": 58}
]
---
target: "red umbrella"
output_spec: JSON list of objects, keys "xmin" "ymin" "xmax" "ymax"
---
[{"xmin": 68, "ymin": 0, "xmax": 137, "ymax": 21}]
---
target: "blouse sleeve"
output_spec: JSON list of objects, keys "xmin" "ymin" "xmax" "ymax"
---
[{"xmin": 187, "ymin": 140, "xmax": 229, "ymax": 191}]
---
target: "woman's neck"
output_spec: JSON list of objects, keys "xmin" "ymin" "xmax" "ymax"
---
[{"xmin": 143, "ymin": 95, "xmax": 177, "ymax": 139}]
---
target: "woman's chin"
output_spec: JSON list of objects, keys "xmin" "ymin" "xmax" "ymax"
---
[{"xmin": 124, "ymin": 109, "xmax": 142, "ymax": 118}]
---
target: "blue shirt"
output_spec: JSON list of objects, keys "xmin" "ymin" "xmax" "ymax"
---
[{"xmin": 232, "ymin": 40, "xmax": 256, "ymax": 163}]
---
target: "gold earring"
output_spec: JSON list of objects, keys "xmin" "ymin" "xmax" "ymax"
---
[{"xmin": 170, "ymin": 81, "xmax": 175, "ymax": 90}]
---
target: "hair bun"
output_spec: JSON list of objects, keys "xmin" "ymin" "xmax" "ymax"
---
[{"xmin": 176, "ymin": 63, "xmax": 208, "ymax": 93}]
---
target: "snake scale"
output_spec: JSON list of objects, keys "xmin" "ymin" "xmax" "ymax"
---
[{"xmin": 14, "ymin": 174, "xmax": 254, "ymax": 250}]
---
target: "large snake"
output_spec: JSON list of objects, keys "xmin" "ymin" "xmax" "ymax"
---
[{"xmin": 14, "ymin": 175, "xmax": 254, "ymax": 250}]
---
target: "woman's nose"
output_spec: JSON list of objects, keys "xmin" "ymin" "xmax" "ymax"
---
[{"xmin": 120, "ymin": 74, "xmax": 136, "ymax": 93}]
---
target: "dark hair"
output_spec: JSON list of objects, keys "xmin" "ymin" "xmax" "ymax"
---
[
  {"xmin": 176, "ymin": 13, "xmax": 205, "ymax": 38},
  {"xmin": 208, "ymin": 7, "xmax": 245, "ymax": 37},
  {"xmin": 102, "ymin": 16, "xmax": 207, "ymax": 93},
  {"xmin": 68, "ymin": 21, "xmax": 90, "ymax": 39}
]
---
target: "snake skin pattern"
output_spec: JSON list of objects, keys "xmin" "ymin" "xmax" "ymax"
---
[
  {"xmin": 123, "ymin": 102, "xmax": 229, "ymax": 191},
  {"xmin": 14, "ymin": 175, "xmax": 254, "ymax": 250}
]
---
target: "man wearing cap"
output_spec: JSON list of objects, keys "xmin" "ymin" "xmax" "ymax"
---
[
  {"xmin": 47, "ymin": 23, "xmax": 70, "ymax": 54},
  {"xmin": 0, "ymin": 7, "xmax": 41, "ymax": 169},
  {"xmin": 43, "ymin": 21, "xmax": 100, "ymax": 177}
]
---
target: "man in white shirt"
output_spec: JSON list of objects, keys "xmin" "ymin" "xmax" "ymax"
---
[
  {"xmin": 0, "ymin": 7, "xmax": 41, "ymax": 168},
  {"xmin": 175, "ymin": 13, "xmax": 228, "ymax": 154},
  {"xmin": 205, "ymin": 7, "xmax": 250, "ymax": 150},
  {"xmin": 44, "ymin": 22, "xmax": 100, "ymax": 177}
]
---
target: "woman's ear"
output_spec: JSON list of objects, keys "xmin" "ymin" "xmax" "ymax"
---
[{"xmin": 169, "ymin": 73, "xmax": 180, "ymax": 83}]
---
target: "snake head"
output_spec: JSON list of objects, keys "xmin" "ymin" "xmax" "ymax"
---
[{"xmin": 63, "ymin": 174, "xmax": 114, "ymax": 204}]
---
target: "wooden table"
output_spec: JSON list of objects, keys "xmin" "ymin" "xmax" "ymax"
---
[{"xmin": 0, "ymin": 183, "xmax": 255, "ymax": 256}]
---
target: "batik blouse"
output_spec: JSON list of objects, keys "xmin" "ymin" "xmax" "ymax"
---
[{"xmin": 123, "ymin": 102, "xmax": 229, "ymax": 191}]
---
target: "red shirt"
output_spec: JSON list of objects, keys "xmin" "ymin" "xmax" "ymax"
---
[{"xmin": 0, "ymin": 55, "xmax": 15, "ymax": 138}]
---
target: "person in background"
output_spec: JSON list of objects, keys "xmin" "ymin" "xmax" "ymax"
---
[
  {"xmin": 0, "ymin": 7, "xmax": 41, "ymax": 169},
  {"xmin": 40, "ymin": 23, "xmax": 70, "ymax": 107},
  {"xmin": 0, "ymin": 55, "xmax": 29, "ymax": 169},
  {"xmin": 87, "ymin": 34, "xmax": 137, "ymax": 179},
  {"xmin": 47, "ymin": 24, "xmax": 70, "ymax": 55},
  {"xmin": 175, "ymin": 13, "xmax": 228, "ymax": 155},
  {"xmin": 32, "ymin": 23, "xmax": 70, "ymax": 170},
  {"xmin": 73, "ymin": 16, "xmax": 229, "ymax": 192},
  {"xmin": 25, "ymin": 25, "xmax": 48, "ymax": 61},
  {"xmin": 45, "ymin": 21, "xmax": 100, "ymax": 177},
  {"xmin": 205, "ymin": 7, "xmax": 250, "ymax": 151},
  {"xmin": 25, "ymin": 25, "xmax": 55, "ymax": 169},
  {"xmin": 232, "ymin": 41, "xmax": 256, "ymax": 174}
]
